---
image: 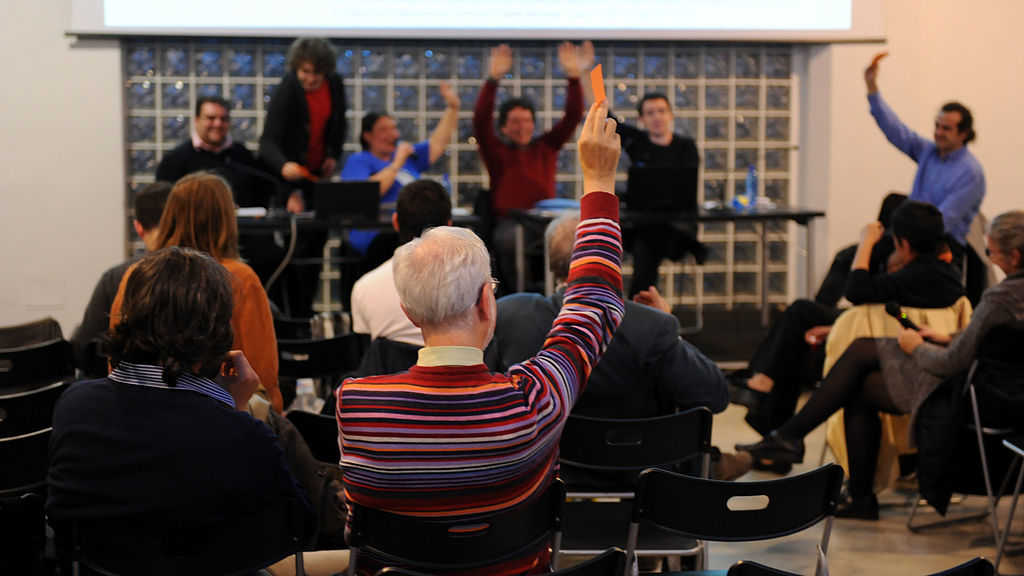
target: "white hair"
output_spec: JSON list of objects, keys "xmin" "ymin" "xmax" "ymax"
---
[
  {"xmin": 989, "ymin": 210, "xmax": 1024, "ymax": 261},
  {"xmin": 392, "ymin": 226, "xmax": 491, "ymax": 328}
]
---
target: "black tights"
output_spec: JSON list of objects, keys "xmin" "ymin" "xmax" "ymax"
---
[{"xmin": 776, "ymin": 338, "xmax": 904, "ymax": 499}]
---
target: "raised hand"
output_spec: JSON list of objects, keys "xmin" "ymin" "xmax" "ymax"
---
[
  {"xmin": 558, "ymin": 41, "xmax": 581, "ymax": 78},
  {"xmin": 577, "ymin": 100, "xmax": 620, "ymax": 195},
  {"xmin": 440, "ymin": 82, "xmax": 460, "ymax": 110},
  {"xmin": 860, "ymin": 221, "xmax": 885, "ymax": 246},
  {"xmin": 865, "ymin": 51, "xmax": 887, "ymax": 93},
  {"xmin": 489, "ymin": 44, "xmax": 513, "ymax": 80},
  {"xmin": 578, "ymin": 41, "xmax": 595, "ymax": 73},
  {"xmin": 393, "ymin": 141, "xmax": 415, "ymax": 164}
]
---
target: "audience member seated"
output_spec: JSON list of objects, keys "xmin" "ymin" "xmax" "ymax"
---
[
  {"xmin": 110, "ymin": 173, "xmax": 282, "ymax": 411},
  {"xmin": 737, "ymin": 202, "xmax": 982, "ymax": 520},
  {"xmin": 614, "ymin": 93, "xmax": 706, "ymax": 298},
  {"xmin": 335, "ymin": 100, "xmax": 624, "ymax": 575},
  {"xmin": 48, "ymin": 247, "xmax": 314, "ymax": 573},
  {"xmin": 474, "ymin": 42, "xmax": 589, "ymax": 289},
  {"xmin": 71, "ymin": 181, "xmax": 171, "ymax": 375},
  {"xmin": 486, "ymin": 213, "xmax": 748, "ymax": 480},
  {"xmin": 341, "ymin": 84, "xmax": 459, "ymax": 268},
  {"xmin": 350, "ymin": 180, "xmax": 452, "ymax": 347},
  {"xmin": 156, "ymin": 96, "xmax": 276, "ymax": 209}
]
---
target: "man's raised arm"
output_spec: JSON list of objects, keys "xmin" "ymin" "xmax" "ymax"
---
[{"xmin": 865, "ymin": 52, "xmax": 930, "ymax": 162}]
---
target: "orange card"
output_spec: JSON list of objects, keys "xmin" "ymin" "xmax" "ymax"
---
[
  {"xmin": 590, "ymin": 64, "xmax": 606, "ymax": 104},
  {"xmin": 871, "ymin": 52, "xmax": 889, "ymax": 67},
  {"xmin": 297, "ymin": 166, "xmax": 319, "ymax": 182}
]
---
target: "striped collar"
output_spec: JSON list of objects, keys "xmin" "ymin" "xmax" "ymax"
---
[{"xmin": 109, "ymin": 361, "xmax": 235, "ymax": 408}]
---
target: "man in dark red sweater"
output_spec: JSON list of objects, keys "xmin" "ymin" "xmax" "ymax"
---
[{"xmin": 474, "ymin": 42, "xmax": 591, "ymax": 290}]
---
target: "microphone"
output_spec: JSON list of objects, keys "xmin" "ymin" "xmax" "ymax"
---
[{"xmin": 884, "ymin": 301, "xmax": 920, "ymax": 331}]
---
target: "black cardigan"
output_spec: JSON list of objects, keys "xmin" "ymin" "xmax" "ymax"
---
[{"xmin": 258, "ymin": 71, "xmax": 347, "ymax": 176}]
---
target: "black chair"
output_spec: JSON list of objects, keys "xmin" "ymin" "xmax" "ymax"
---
[
  {"xmin": 0, "ymin": 317, "xmax": 62, "ymax": 349},
  {"xmin": 0, "ymin": 491, "xmax": 46, "ymax": 575},
  {"xmin": 727, "ymin": 560, "xmax": 803, "ymax": 576},
  {"xmin": 0, "ymin": 428, "xmax": 51, "ymax": 494},
  {"xmin": 557, "ymin": 408, "xmax": 712, "ymax": 564},
  {"xmin": 286, "ymin": 410, "xmax": 341, "ymax": 464},
  {"xmin": 353, "ymin": 338, "xmax": 421, "ymax": 378},
  {"xmin": 374, "ymin": 546, "xmax": 627, "ymax": 576},
  {"xmin": 626, "ymin": 464, "xmax": 844, "ymax": 574},
  {"xmin": 279, "ymin": 333, "xmax": 369, "ymax": 381},
  {"xmin": 909, "ymin": 321, "xmax": 1024, "ymax": 538},
  {"xmin": 0, "ymin": 339, "xmax": 73, "ymax": 389},
  {"xmin": 926, "ymin": 557, "xmax": 995, "ymax": 576},
  {"xmin": 275, "ymin": 316, "xmax": 315, "ymax": 340},
  {"xmin": 1, "ymin": 380, "xmax": 70, "ymax": 439},
  {"xmin": 346, "ymin": 479, "xmax": 564, "ymax": 576},
  {"xmin": 996, "ymin": 435, "xmax": 1024, "ymax": 574}
]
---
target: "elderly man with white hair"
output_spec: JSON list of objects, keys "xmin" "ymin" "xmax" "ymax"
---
[{"xmin": 335, "ymin": 99, "xmax": 624, "ymax": 576}]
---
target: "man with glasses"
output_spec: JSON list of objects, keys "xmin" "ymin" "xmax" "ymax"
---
[{"xmin": 336, "ymin": 100, "xmax": 624, "ymax": 575}]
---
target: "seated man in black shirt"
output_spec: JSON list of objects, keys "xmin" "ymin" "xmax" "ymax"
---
[
  {"xmin": 614, "ymin": 93, "xmax": 705, "ymax": 297},
  {"xmin": 48, "ymin": 247, "xmax": 314, "ymax": 574}
]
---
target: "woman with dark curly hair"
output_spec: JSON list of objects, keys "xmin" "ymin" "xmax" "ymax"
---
[
  {"xmin": 48, "ymin": 246, "xmax": 314, "ymax": 574},
  {"xmin": 110, "ymin": 172, "xmax": 282, "ymax": 411}
]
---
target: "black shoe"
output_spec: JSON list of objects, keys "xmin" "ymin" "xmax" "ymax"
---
[
  {"xmin": 729, "ymin": 379, "xmax": 771, "ymax": 410},
  {"xmin": 735, "ymin": 431, "xmax": 805, "ymax": 464},
  {"xmin": 834, "ymin": 495, "xmax": 879, "ymax": 520}
]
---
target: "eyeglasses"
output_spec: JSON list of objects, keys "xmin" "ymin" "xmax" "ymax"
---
[{"xmin": 487, "ymin": 278, "xmax": 500, "ymax": 293}]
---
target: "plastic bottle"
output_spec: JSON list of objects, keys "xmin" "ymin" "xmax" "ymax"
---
[{"xmin": 745, "ymin": 164, "xmax": 758, "ymax": 210}]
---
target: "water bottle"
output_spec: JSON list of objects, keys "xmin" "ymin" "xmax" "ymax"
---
[
  {"xmin": 745, "ymin": 164, "xmax": 758, "ymax": 210},
  {"xmin": 293, "ymin": 378, "xmax": 324, "ymax": 413}
]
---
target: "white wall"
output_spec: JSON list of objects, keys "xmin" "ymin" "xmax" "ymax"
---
[
  {"xmin": 0, "ymin": 1, "xmax": 124, "ymax": 334},
  {"xmin": 805, "ymin": 0, "xmax": 1024, "ymax": 285}
]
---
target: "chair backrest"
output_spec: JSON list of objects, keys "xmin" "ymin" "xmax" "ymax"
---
[
  {"xmin": 353, "ymin": 337, "xmax": 421, "ymax": 378},
  {"xmin": 0, "ymin": 428, "xmax": 51, "ymax": 493},
  {"xmin": 278, "ymin": 333, "xmax": 369, "ymax": 380},
  {"xmin": 0, "ymin": 380, "xmax": 70, "ymax": 439},
  {"xmin": 348, "ymin": 479, "xmax": 564, "ymax": 574},
  {"xmin": 0, "ymin": 339, "xmax": 74, "ymax": 389},
  {"xmin": 925, "ymin": 557, "xmax": 994, "ymax": 576},
  {"xmin": 0, "ymin": 317, "xmax": 63, "ymax": 349},
  {"xmin": 286, "ymin": 409, "xmax": 340, "ymax": 464},
  {"xmin": 560, "ymin": 408, "xmax": 712, "ymax": 472},
  {"xmin": 976, "ymin": 320, "xmax": 1024, "ymax": 367},
  {"xmin": 633, "ymin": 464, "xmax": 842, "ymax": 542},
  {"xmin": 275, "ymin": 316, "xmax": 314, "ymax": 340},
  {"xmin": 373, "ymin": 546, "xmax": 626, "ymax": 576}
]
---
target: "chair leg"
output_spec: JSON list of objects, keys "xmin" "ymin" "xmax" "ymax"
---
[
  {"xmin": 969, "ymin": 384, "xmax": 1003, "ymax": 542},
  {"xmin": 295, "ymin": 550, "xmax": 305, "ymax": 576},
  {"xmin": 996, "ymin": 455, "xmax": 1024, "ymax": 574},
  {"xmin": 347, "ymin": 548, "xmax": 358, "ymax": 576}
]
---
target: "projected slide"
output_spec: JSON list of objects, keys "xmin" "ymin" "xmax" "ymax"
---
[{"xmin": 69, "ymin": 0, "xmax": 883, "ymax": 41}]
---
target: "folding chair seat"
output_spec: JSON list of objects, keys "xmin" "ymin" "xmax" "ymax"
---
[{"xmin": 626, "ymin": 464, "xmax": 844, "ymax": 574}]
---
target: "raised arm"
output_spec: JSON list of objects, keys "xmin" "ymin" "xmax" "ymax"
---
[
  {"xmin": 865, "ymin": 53, "xmax": 930, "ymax": 162},
  {"xmin": 428, "ymin": 82, "xmax": 460, "ymax": 164},
  {"xmin": 472, "ymin": 45, "xmax": 511, "ymax": 169},
  {"xmin": 542, "ymin": 41, "xmax": 591, "ymax": 149},
  {"xmin": 510, "ymin": 100, "xmax": 624, "ymax": 415}
]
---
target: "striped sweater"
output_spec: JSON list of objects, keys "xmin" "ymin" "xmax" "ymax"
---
[{"xmin": 336, "ymin": 191, "xmax": 623, "ymax": 573}]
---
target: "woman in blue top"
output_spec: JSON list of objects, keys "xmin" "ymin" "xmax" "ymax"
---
[{"xmin": 342, "ymin": 83, "xmax": 460, "ymax": 259}]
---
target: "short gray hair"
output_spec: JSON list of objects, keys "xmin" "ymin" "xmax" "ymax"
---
[
  {"xmin": 392, "ymin": 226, "xmax": 491, "ymax": 328},
  {"xmin": 546, "ymin": 212, "xmax": 580, "ymax": 282},
  {"xmin": 989, "ymin": 210, "xmax": 1024, "ymax": 262}
]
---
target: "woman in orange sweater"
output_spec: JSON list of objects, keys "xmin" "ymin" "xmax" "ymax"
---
[{"xmin": 110, "ymin": 172, "xmax": 282, "ymax": 411}]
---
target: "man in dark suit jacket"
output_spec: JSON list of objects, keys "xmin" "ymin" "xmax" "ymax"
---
[{"xmin": 486, "ymin": 213, "xmax": 746, "ymax": 478}]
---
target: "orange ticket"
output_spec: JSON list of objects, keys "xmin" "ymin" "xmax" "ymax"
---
[
  {"xmin": 297, "ymin": 166, "xmax": 319, "ymax": 182},
  {"xmin": 871, "ymin": 52, "xmax": 889, "ymax": 67},
  {"xmin": 590, "ymin": 64, "xmax": 606, "ymax": 104}
]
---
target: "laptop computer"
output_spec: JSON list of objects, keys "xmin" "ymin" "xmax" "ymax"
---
[
  {"xmin": 624, "ymin": 165, "xmax": 699, "ymax": 213},
  {"xmin": 313, "ymin": 181, "xmax": 381, "ymax": 225}
]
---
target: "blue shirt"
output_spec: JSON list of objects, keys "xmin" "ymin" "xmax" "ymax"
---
[
  {"xmin": 868, "ymin": 92, "xmax": 985, "ymax": 244},
  {"xmin": 341, "ymin": 140, "xmax": 432, "ymax": 254},
  {"xmin": 109, "ymin": 361, "xmax": 236, "ymax": 407}
]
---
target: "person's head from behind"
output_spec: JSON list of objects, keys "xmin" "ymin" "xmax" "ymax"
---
[
  {"xmin": 889, "ymin": 200, "xmax": 945, "ymax": 262},
  {"xmin": 394, "ymin": 180, "xmax": 452, "ymax": 245},
  {"xmin": 287, "ymin": 37, "xmax": 336, "ymax": 92},
  {"xmin": 546, "ymin": 212, "xmax": 580, "ymax": 284},
  {"xmin": 132, "ymin": 181, "xmax": 172, "ymax": 251},
  {"xmin": 155, "ymin": 172, "xmax": 239, "ymax": 260},
  {"xmin": 499, "ymin": 97, "xmax": 536, "ymax": 147},
  {"xmin": 360, "ymin": 112, "xmax": 399, "ymax": 159},
  {"xmin": 109, "ymin": 247, "xmax": 234, "ymax": 384},
  {"xmin": 987, "ymin": 210, "xmax": 1024, "ymax": 276},
  {"xmin": 392, "ymin": 227, "xmax": 495, "ymax": 347},
  {"xmin": 876, "ymin": 192, "xmax": 907, "ymax": 230},
  {"xmin": 193, "ymin": 96, "xmax": 231, "ymax": 148},
  {"xmin": 934, "ymin": 101, "xmax": 975, "ymax": 155},
  {"xmin": 637, "ymin": 93, "xmax": 673, "ymax": 140}
]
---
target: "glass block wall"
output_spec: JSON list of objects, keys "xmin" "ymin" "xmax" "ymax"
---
[{"xmin": 123, "ymin": 39, "xmax": 795, "ymax": 309}]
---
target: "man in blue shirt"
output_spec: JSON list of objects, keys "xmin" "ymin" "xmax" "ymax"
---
[{"xmin": 865, "ymin": 52, "xmax": 985, "ymax": 249}]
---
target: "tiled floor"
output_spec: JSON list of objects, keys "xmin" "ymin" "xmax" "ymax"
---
[{"xmin": 706, "ymin": 400, "xmax": 1024, "ymax": 575}]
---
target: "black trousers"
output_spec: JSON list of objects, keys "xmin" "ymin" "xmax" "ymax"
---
[
  {"xmin": 747, "ymin": 299, "xmax": 842, "ymax": 431},
  {"xmin": 777, "ymin": 338, "xmax": 903, "ymax": 499}
]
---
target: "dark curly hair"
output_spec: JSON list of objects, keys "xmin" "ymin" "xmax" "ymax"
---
[
  {"xmin": 108, "ymin": 247, "xmax": 234, "ymax": 386},
  {"xmin": 286, "ymin": 37, "xmax": 337, "ymax": 76}
]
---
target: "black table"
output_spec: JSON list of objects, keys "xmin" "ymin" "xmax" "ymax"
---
[{"xmin": 508, "ymin": 205, "xmax": 825, "ymax": 327}]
